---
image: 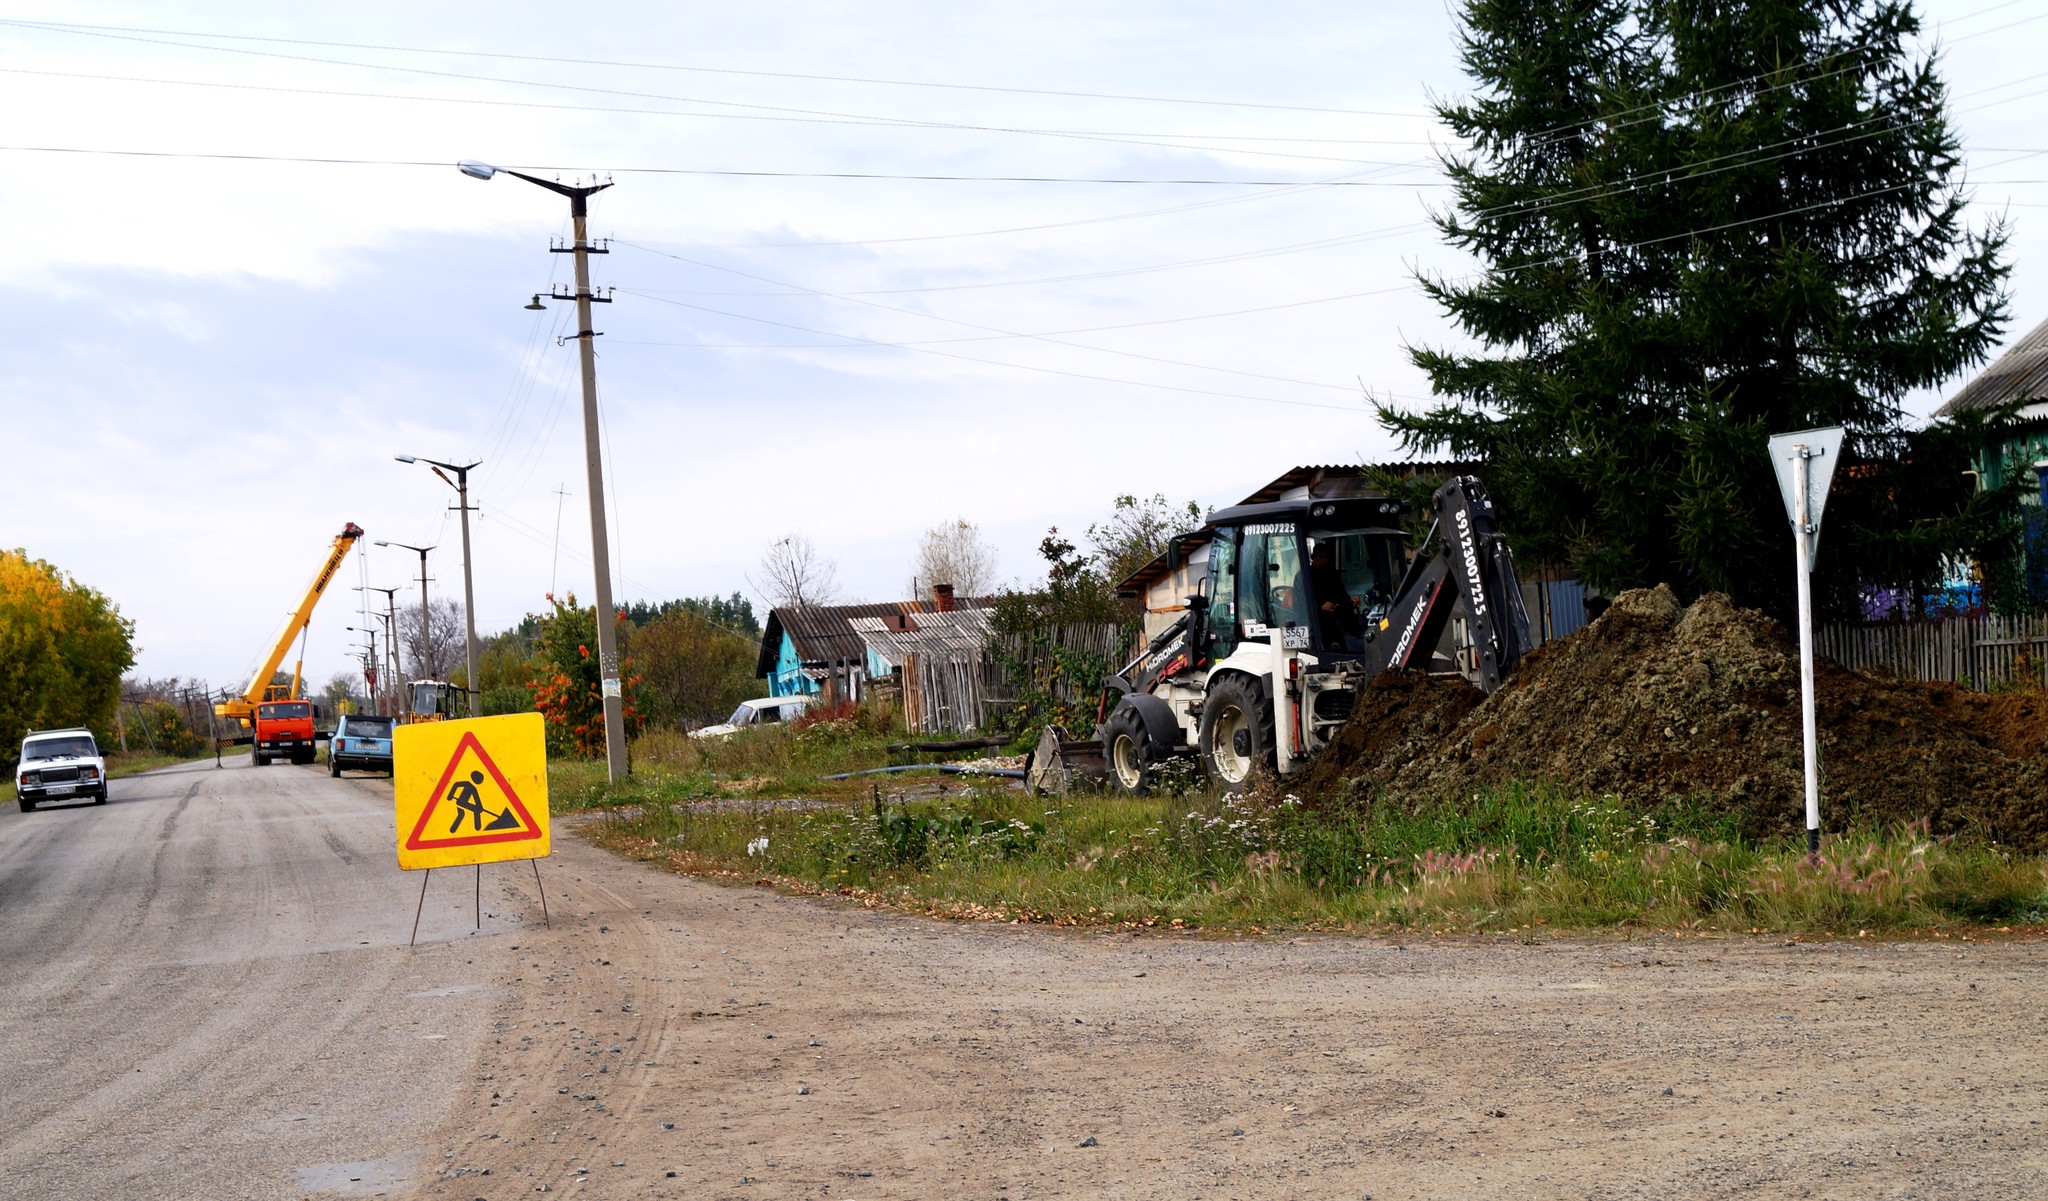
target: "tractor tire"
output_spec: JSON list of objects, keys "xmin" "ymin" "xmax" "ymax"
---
[
  {"xmin": 1101, "ymin": 703, "xmax": 1164, "ymax": 796},
  {"xmin": 1198, "ymin": 674, "xmax": 1274, "ymax": 789}
]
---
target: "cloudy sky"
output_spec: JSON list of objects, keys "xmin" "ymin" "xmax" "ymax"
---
[{"xmin": 3, "ymin": 1, "xmax": 2046, "ymax": 694}]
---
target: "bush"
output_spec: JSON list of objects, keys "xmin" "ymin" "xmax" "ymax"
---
[{"xmin": 124, "ymin": 701, "xmax": 204, "ymax": 757}]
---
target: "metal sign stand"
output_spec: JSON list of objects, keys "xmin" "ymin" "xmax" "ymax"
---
[
  {"xmin": 1769, "ymin": 426, "xmax": 1845, "ymax": 859},
  {"xmin": 407, "ymin": 862, "xmax": 552, "ymax": 947},
  {"xmin": 409, "ymin": 868, "xmax": 432, "ymax": 948}
]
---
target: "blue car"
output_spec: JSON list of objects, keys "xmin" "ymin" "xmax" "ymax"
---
[{"xmin": 329, "ymin": 713, "xmax": 395, "ymax": 777}]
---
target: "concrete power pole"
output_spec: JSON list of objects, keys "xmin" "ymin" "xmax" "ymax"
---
[
  {"xmin": 376, "ymin": 541, "xmax": 435, "ymax": 685},
  {"xmin": 398, "ymin": 456, "xmax": 484, "ymax": 718},
  {"xmin": 461, "ymin": 159, "xmax": 629, "ymax": 781}
]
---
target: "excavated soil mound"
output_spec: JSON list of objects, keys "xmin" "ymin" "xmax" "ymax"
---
[{"xmin": 1302, "ymin": 586, "xmax": 2048, "ymax": 850}]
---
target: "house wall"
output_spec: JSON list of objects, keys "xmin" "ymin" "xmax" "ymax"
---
[
  {"xmin": 766, "ymin": 634, "xmax": 814, "ymax": 697},
  {"xmin": 1139, "ymin": 543, "xmax": 1210, "ymax": 643},
  {"xmin": 1973, "ymin": 426, "xmax": 2048, "ymax": 501},
  {"xmin": 765, "ymin": 633, "xmax": 893, "ymax": 697}
]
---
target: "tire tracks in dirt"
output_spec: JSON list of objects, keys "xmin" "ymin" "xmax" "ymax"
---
[{"xmin": 410, "ymin": 829, "xmax": 2048, "ymax": 1201}]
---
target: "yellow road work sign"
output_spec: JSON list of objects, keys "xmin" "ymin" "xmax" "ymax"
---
[{"xmin": 393, "ymin": 713, "xmax": 550, "ymax": 870}]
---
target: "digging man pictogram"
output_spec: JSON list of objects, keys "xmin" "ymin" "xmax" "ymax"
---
[{"xmin": 446, "ymin": 770, "xmax": 521, "ymax": 833}]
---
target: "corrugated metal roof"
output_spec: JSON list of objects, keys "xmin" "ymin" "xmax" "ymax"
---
[
  {"xmin": 1936, "ymin": 316, "xmax": 2048, "ymax": 416},
  {"xmin": 1233, "ymin": 461, "xmax": 1474, "ymax": 506},
  {"xmin": 848, "ymin": 608, "xmax": 994, "ymax": 667},
  {"xmin": 1116, "ymin": 462, "xmax": 1466, "ymax": 595},
  {"xmin": 756, "ymin": 599, "xmax": 991, "ymax": 677}
]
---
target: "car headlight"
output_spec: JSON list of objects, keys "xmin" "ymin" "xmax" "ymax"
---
[
  {"xmin": 81, "ymin": 767, "xmax": 100, "ymax": 779},
  {"xmin": 19, "ymin": 771, "xmax": 37, "ymax": 785}
]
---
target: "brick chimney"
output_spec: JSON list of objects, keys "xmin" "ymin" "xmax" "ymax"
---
[{"xmin": 931, "ymin": 583, "xmax": 956, "ymax": 612}]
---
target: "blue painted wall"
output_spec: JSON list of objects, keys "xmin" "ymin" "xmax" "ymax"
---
[{"xmin": 767, "ymin": 633, "xmax": 815, "ymax": 697}]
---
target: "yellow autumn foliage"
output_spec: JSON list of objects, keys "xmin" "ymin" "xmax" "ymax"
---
[{"xmin": 0, "ymin": 550, "xmax": 135, "ymax": 755}]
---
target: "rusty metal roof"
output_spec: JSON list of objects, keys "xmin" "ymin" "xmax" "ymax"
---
[
  {"xmin": 757, "ymin": 599, "xmax": 991, "ymax": 677},
  {"xmin": 1936, "ymin": 316, "xmax": 2048, "ymax": 416},
  {"xmin": 848, "ymin": 608, "xmax": 994, "ymax": 668}
]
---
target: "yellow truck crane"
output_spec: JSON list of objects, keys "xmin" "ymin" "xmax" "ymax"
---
[{"xmin": 215, "ymin": 522, "xmax": 364, "ymax": 764}]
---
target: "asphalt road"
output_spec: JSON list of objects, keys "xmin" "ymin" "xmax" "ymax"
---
[{"xmin": 0, "ymin": 755, "xmax": 543, "ymax": 1200}]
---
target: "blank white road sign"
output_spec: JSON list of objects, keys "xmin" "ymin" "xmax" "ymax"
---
[{"xmin": 1768, "ymin": 426, "xmax": 1845, "ymax": 568}]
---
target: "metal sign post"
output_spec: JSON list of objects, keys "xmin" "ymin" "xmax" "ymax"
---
[{"xmin": 1768, "ymin": 426, "xmax": 1844, "ymax": 857}]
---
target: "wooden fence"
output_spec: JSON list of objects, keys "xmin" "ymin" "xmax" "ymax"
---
[
  {"xmin": 900, "ymin": 654, "xmax": 989, "ymax": 735},
  {"xmin": 1818, "ymin": 614, "xmax": 2048, "ymax": 690},
  {"xmin": 979, "ymin": 623, "xmax": 1131, "ymax": 732}
]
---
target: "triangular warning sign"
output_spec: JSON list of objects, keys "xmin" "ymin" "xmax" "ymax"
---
[{"xmin": 405, "ymin": 730, "xmax": 544, "ymax": 850}]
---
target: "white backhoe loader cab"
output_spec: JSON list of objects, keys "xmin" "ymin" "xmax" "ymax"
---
[{"xmin": 1095, "ymin": 477, "xmax": 1532, "ymax": 793}]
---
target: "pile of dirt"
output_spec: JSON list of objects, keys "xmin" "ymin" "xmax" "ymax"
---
[{"xmin": 1301, "ymin": 585, "xmax": 2048, "ymax": 850}]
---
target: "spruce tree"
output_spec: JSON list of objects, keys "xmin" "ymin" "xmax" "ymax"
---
[{"xmin": 1387, "ymin": 0, "xmax": 2016, "ymax": 617}]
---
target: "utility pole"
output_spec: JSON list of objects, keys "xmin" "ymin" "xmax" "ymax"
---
[
  {"xmin": 398, "ymin": 456, "xmax": 484, "ymax": 717},
  {"xmin": 461, "ymin": 159, "xmax": 629, "ymax": 781},
  {"xmin": 357, "ymin": 585, "xmax": 401, "ymax": 713},
  {"xmin": 376, "ymin": 541, "xmax": 436, "ymax": 682},
  {"xmin": 348, "ymin": 625, "xmax": 381, "ymax": 707}
]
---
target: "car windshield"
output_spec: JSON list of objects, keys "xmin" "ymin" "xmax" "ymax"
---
[
  {"xmin": 724, "ymin": 705, "xmax": 755, "ymax": 726},
  {"xmin": 24, "ymin": 736, "xmax": 96, "ymax": 760},
  {"xmin": 346, "ymin": 717, "xmax": 394, "ymax": 737},
  {"xmin": 260, "ymin": 703, "xmax": 312, "ymax": 719}
]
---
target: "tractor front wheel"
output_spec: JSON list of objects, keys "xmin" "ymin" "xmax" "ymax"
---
[
  {"xmin": 1100, "ymin": 704, "xmax": 1162, "ymax": 796},
  {"xmin": 1198, "ymin": 675, "xmax": 1273, "ymax": 789}
]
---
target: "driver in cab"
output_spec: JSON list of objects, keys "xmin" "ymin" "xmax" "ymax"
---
[{"xmin": 1310, "ymin": 541, "xmax": 1365, "ymax": 652}]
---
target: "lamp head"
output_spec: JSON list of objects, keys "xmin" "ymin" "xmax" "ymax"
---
[
  {"xmin": 457, "ymin": 159, "xmax": 498, "ymax": 181},
  {"xmin": 395, "ymin": 454, "xmax": 417, "ymax": 464},
  {"xmin": 525, "ymin": 294, "xmax": 547, "ymax": 311}
]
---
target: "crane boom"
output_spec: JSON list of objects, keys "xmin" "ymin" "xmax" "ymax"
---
[{"xmin": 216, "ymin": 522, "xmax": 365, "ymax": 724}]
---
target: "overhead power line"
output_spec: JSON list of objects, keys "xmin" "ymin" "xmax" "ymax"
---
[
  {"xmin": 1, "ymin": 22, "xmax": 1431, "ymax": 149},
  {"xmin": 0, "ymin": 17, "xmax": 1425, "ymax": 118},
  {"xmin": 617, "ymin": 242, "xmax": 1369, "ymax": 393},
  {"xmin": 0, "ymin": 66, "xmax": 1400, "ymax": 167},
  {"xmin": 0, "ymin": 144, "xmax": 1447, "ymax": 186}
]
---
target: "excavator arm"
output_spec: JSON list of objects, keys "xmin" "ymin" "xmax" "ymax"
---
[
  {"xmin": 216, "ymin": 522, "xmax": 365, "ymax": 723},
  {"xmin": 1367, "ymin": 477, "xmax": 1531, "ymax": 692}
]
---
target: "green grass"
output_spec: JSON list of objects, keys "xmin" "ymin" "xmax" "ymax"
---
[
  {"xmin": 546, "ymin": 712, "xmax": 919, "ymax": 815},
  {"xmin": 582, "ymin": 778, "xmax": 2048, "ymax": 937}
]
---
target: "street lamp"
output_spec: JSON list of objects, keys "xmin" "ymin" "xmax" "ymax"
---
[
  {"xmin": 374, "ymin": 541, "xmax": 435, "ymax": 683},
  {"xmin": 461, "ymin": 158, "xmax": 629, "ymax": 781},
  {"xmin": 397, "ymin": 455, "xmax": 484, "ymax": 718},
  {"xmin": 353, "ymin": 585, "xmax": 401, "ymax": 715}
]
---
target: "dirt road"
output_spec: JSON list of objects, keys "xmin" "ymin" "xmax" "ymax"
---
[
  {"xmin": 419, "ymin": 823, "xmax": 2048, "ymax": 1201},
  {"xmin": 5, "ymin": 761, "xmax": 2043, "ymax": 1199}
]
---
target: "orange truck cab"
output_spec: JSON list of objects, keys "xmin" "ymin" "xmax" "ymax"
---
[{"xmin": 253, "ymin": 700, "xmax": 317, "ymax": 766}]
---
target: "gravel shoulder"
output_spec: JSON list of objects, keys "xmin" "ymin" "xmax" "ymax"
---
[{"xmin": 411, "ymin": 818, "xmax": 2048, "ymax": 1201}]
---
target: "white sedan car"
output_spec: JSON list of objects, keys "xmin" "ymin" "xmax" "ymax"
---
[{"xmin": 689, "ymin": 695, "xmax": 812, "ymax": 739}]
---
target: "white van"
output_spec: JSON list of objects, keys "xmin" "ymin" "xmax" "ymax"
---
[{"xmin": 689, "ymin": 696, "xmax": 812, "ymax": 740}]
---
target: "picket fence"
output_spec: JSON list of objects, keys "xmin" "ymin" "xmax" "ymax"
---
[{"xmin": 1818, "ymin": 614, "xmax": 2048, "ymax": 690}]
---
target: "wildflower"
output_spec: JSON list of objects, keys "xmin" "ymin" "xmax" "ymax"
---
[{"xmin": 747, "ymin": 837, "xmax": 769, "ymax": 856}]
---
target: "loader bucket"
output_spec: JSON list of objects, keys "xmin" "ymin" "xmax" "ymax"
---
[{"xmin": 1026, "ymin": 724, "xmax": 1106, "ymax": 797}]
